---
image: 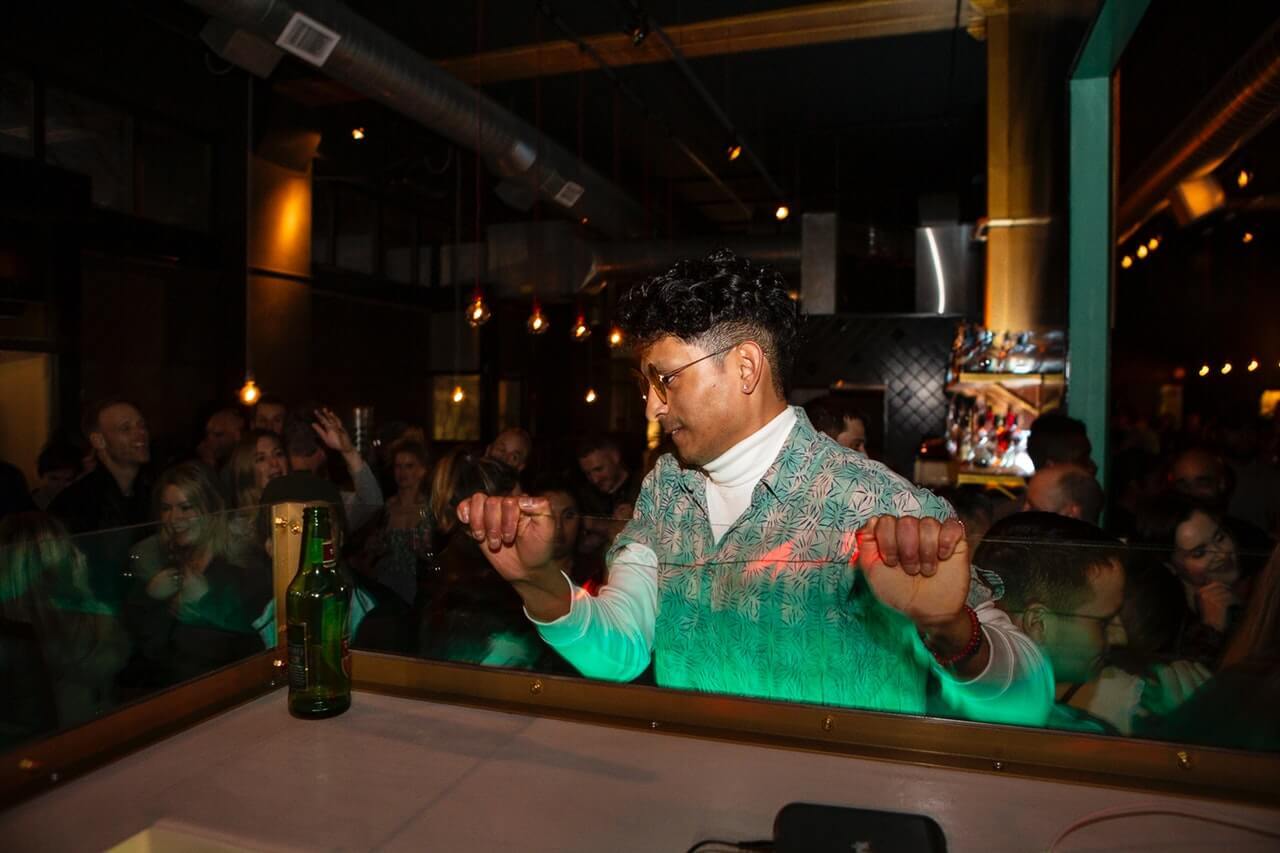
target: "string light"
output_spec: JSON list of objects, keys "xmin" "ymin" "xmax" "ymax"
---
[
  {"xmin": 1198, "ymin": 365, "xmax": 1210, "ymax": 377},
  {"xmin": 571, "ymin": 315, "xmax": 591, "ymax": 340},
  {"xmin": 1147, "ymin": 237, "xmax": 1160, "ymax": 251},
  {"xmin": 1248, "ymin": 359, "xmax": 1259, "ymax": 372},
  {"xmin": 1136, "ymin": 245, "xmax": 1149, "ymax": 259},
  {"xmin": 239, "ymin": 375, "xmax": 260, "ymax": 406},
  {"xmin": 1121, "ymin": 255, "xmax": 1133, "ymax": 269},
  {"xmin": 1243, "ymin": 231, "xmax": 1255, "ymax": 244},
  {"xmin": 727, "ymin": 143, "xmax": 742, "ymax": 162},
  {"xmin": 466, "ymin": 294, "xmax": 491, "ymax": 327},
  {"xmin": 351, "ymin": 127, "xmax": 365, "ymax": 141},
  {"xmin": 1221, "ymin": 363, "xmax": 1233, "ymax": 375},
  {"xmin": 585, "ymin": 388, "xmax": 597, "ymax": 404},
  {"xmin": 775, "ymin": 205, "xmax": 790, "ymax": 222},
  {"xmin": 608, "ymin": 327, "xmax": 624, "ymax": 347},
  {"xmin": 527, "ymin": 304, "xmax": 549, "ymax": 335},
  {"xmin": 1237, "ymin": 169, "xmax": 1252, "ymax": 189},
  {"xmin": 451, "ymin": 385, "xmax": 465, "ymax": 404}
]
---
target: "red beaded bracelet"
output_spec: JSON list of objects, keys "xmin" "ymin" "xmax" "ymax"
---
[{"xmin": 924, "ymin": 604, "xmax": 983, "ymax": 668}]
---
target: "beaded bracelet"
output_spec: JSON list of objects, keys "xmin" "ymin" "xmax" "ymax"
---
[{"xmin": 925, "ymin": 604, "xmax": 983, "ymax": 668}]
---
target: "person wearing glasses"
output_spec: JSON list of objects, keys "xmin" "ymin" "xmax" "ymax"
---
[
  {"xmin": 978, "ymin": 512, "xmax": 1128, "ymax": 733},
  {"xmin": 457, "ymin": 250, "xmax": 1051, "ymax": 722}
]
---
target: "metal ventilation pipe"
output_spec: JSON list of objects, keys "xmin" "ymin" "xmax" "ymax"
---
[
  {"xmin": 1117, "ymin": 19, "xmax": 1280, "ymax": 240},
  {"xmin": 188, "ymin": 0, "xmax": 646, "ymax": 237}
]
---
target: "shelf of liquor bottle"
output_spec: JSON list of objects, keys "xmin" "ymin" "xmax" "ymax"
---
[{"xmin": 948, "ymin": 372, "xmax": 1065, "ymax": 390}]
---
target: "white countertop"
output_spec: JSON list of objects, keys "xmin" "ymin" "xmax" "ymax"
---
[{"xmin": 3, "ymin": 689, "xmax": 1278, "ymax": 852}]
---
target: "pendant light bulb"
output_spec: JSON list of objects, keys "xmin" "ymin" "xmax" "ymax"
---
[
  {"xmin": 239, "ymin": 375, "xmax": 261, "ymax": 406},
  {"xmin": 527, "ymin": 305, "xmax": 550, "ymax": 335},
  {"xmin": 467, "ymin": 294, "xmax": 492, "ymax": 327}
]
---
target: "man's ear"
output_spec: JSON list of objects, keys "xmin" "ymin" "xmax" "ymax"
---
[
  {"xmin": 1064, "ymin": 502, "xmax": 1083, "ymax": 521},
  {"xmin": 89, "ymin": 431, "xmax": 106, "ymax": 451},
  {"xmin": 1020, "ymin": 602, "xmax": 1048, "ymax": 645},
  {"xmin": 736, "ymin": 341, "xmax": 767, "ymax": 394}
]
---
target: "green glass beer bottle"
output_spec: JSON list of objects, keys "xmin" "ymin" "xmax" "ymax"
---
[{"xmin": 286, "ymin": 505, "xmax": 352, "ymax": 718}]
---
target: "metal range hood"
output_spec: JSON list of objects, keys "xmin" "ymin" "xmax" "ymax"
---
[{"xmin": 188, "ymin": 0, "xmax": 646, "ymax": 238}]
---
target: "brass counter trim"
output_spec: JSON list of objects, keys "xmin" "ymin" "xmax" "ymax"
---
[
  {"xmin": 351, "ymin": 649, "xmax": 1280, "ymax": 809},
  {"xmin": 0, "ymin": 652, "xmax": 277, "ymax": 810}
]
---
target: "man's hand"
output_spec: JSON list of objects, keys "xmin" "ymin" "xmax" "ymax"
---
[
  {"xmin": 856, "ymin": 515, "xmax": 969, "ymax": 627},
  {"xmin": 458, "ymin": 493, "xmax": 571, "ymax": 621}
]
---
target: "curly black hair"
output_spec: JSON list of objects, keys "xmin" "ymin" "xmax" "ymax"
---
[{"xmin": 616, "ymin": 249, "xmax": 798, "ymax": 394}]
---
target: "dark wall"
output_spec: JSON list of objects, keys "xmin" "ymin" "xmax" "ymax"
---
[{"xmin": 792, "ymin": 314, "xmax": 956, "ymax": 476}]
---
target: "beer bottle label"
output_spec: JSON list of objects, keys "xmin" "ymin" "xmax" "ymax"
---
[{"xmin": 287, "ymin": 622, "xmax": 309, "ymax": 690}]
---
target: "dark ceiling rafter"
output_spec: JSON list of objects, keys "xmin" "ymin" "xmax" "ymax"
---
[{"xmin": 536, "ymin": 0, "xmax": 754, "ymax": 222}]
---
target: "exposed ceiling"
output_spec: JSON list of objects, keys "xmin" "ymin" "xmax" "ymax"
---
[{"xmin": 275, "ymin": 1, "xmax": 991, "ymax": 234}]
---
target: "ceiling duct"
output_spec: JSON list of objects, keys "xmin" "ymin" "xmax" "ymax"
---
[
  {"xmin": 186, "ymin": 0, "xmax": 645, "ymax": 237},
  {"xmin": 1117, "ymin": 19, "xmax": 1280, "ymax": 241}
]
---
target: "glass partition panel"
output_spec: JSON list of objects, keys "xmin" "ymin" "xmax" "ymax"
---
[
  {"xmin": 338, "ymin": 487, "xmax": 1278, "ymax": 755},
  {"xmin": 0, "ymin": 503, "xmax": 275, "ymax": 754}
]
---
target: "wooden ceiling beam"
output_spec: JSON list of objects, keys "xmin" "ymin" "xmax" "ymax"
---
[{"xmin": 437, "ymin": 0, "xmax": 989, "ymax": 85}]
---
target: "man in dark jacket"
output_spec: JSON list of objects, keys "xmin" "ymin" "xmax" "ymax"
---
[{"xmin": 49, "ymin": 400, "xmax": 154, "ymax": 603}]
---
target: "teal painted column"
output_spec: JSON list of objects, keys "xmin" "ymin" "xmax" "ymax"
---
[{"xmin": 1068, "ymin": 0, "xmax": 1150, "ymax": 490}]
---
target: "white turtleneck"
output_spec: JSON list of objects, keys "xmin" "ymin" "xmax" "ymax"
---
[{"xmin": 702, "ymin": 406, "xmax": 796, "ymax": 544}]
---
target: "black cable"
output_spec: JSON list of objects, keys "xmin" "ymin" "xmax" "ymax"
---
[{"xmin": 685, "ymin": 840, "xmax": 773, "ymax": 853}]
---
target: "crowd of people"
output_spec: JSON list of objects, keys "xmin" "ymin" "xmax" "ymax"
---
[
  {"xmin": 0, "ymin": 249, "xmax": 1277, "ymax": 756},
  {"xmin": 0, "ymin": 393, "xmax": 639, "ymax": 746}
]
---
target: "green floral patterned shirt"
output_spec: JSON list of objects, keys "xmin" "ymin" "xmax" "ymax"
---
[{"xmin": 609, "ymin": 408, "xmax": 954, "ymax": 712}]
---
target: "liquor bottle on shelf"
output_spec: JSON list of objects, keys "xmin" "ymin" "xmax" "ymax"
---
[
  {"xmin": 287, "ymin": 505, "xmax": 352, "ymax": 719},
  {"xmin": 973, "ymin": 330, "xmax": 1004, "ymax": 373},
  {"xmin": 1006, "ymin": 332, "xmax": 1039, "ymax": 374},
  {"xmin": 1040, "ymin": 329, "xmax": 1067, "ymax": 373}
]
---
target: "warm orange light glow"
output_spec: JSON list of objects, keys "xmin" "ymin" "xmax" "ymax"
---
[
  {"xmin": 527, "ymin": 306, "xmax": 549, "ymax": 335},
  {"xmin": 1243, "ymin": 231, "xmax": 1255, "ymax": 244},
  {"xmin": 1173, "ymin": 367, "xmax": 1187, "ymax": 380},
  {"xmin": 239, "ymin": 378, "xmax": 260, "ymax": 406},
  {"xmin": 571, "ymin": 316, "xmax": 591, "ymax": 340},
  {"xmin": 467, "ymin": 295, "xmax": 491, "ymax": 327},
  {"xmin": 580, "ymin": 217, "xmax": 589, "ymax": 225},
  {"xmin": 1222, "ymin": 363, "xmax": 1233, "ymax": 375},
  {"xmin": 451, "ymin": 385, "xmax": 465, "ymax": 404},
  {"xmin": 727, "ymin": 144, "xmax": 742, "ymax": 161},
  {"xmin": 1136, "ymin": 245, "xmax": 1149, "ymax": 259},
  {"xmin": 1147, "ymin": 237, "xmax": 1159, "ymax": 251},
  {"xmin": 351, "ymin": 127, "xmax": 365, "ymax": 141},
  {"xmin": 775, "ymin": 205, "xmax": 790, "ymax": 221},
  {"xmin": 1248, "ymin": 359, "xmax": 1260, "ymax": 372},
  {"xmin": 1121, "ymin": 255, "xmax": 1133, "ymax": 269},
  {"xmin": 608, "ymin": 328, "xmax": 623, "ymax": 347},
  {"xmin": 585, "ymin": 388, "xmax": 597, "ymax": 404},
  {"xmin": 1237, "ymin": 169, "xmax": 1252, "ymax": 189},
  {"xmin": 1199, "ymin": 365, "xmax": 1211, "ymax": 377}
]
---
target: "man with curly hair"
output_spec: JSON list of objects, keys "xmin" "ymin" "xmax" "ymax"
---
[{"xmin": 458, "ymin": 251, "xmax": 1050, "ymax": 721}]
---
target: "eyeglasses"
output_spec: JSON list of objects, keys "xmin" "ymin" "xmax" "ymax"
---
[
  {"xmin": 634, "ymin": 344, "xmax": 736, "ymax": 404},
  {"xmin": 1007, "ymin": 608, "xmax": 1118, "ymax": 626}
]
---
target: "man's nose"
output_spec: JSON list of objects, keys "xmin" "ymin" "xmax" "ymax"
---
[{"xmin": 645, "ymin": 390, "xmax": 665, "ymax": 421}]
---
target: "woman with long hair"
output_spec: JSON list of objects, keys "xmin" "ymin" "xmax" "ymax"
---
[
  {"xmin": 358, "ymin": 440, "xmax": 434, "ymax": 607},
  {"xmin": 228, "ymin": 428, "xmax": 288, "ymax": 511},
  {"xmin": 125, "ymin": 463, "xmax": 268, "ymax": 685},
  {"xmin": 0, "ymin": 512, "xmax": 130, "ymax": 738},
  {"xmin": 1133, "ymin": 495, "xmax": 1265, "ymax": 664}
]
